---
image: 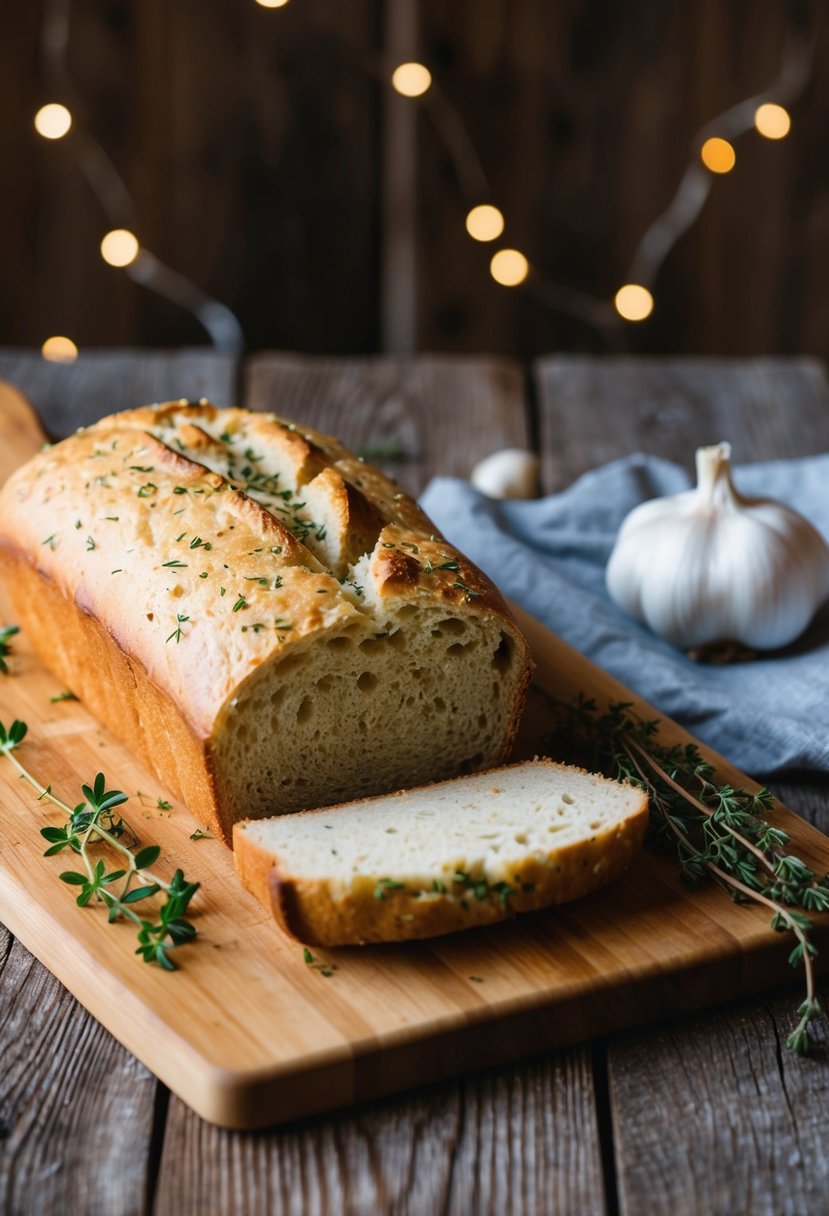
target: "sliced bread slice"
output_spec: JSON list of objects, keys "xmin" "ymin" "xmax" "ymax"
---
[{"xmin": 233, "ymin": 760, "xmax": 649, "ymax": 946}]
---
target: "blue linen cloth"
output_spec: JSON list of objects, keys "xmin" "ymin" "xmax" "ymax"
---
[{"xmin": 419, "ymin": 454, "xmax": 829, "ymax": 778}]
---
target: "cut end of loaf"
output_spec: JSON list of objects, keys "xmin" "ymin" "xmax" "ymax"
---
[
  {"xmin": 234, "ymin": 760, "xmax": 649, "ymax": 946},
  {"xmin": 211, "ymin": 604, "xmax": 527, "ymax": 841}
]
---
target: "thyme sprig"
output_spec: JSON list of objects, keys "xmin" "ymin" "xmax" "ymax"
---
[
  {"xmin": 0, "ymin": 718, "xmax": 199, "ymax": 970},
  {"xmin": 548, "ymin": 695, "xmax": 829, "ymax": 1054},
  {"xmin": 0, "ymin": 625, "xmax": 20, "ymax": 674}
]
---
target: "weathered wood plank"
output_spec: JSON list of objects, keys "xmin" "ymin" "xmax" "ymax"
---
[
  {"xmin": 155, "ymin": 1050, "xmax": 606, "ymax": 1216},
  {"xmin": 0, "ymin": 347, "xmax": 239, "ymax": 437},
  {"xmin": 774, "ymin": 783, "xmax": 829, "ymax": 838},
  {"xmin": 535, "ymin": 356, "xmax": 829, "ymax": 492},
  {"xmin": 0, "ymin": 931, "xmax": 157, "ymax": 1216},
  {"xmin": 534, "ymin": 355, "xmax": 829, "ymax": 1216},
  {"xmin": 244, "ymin": 353, "xmax": 529, "ymax": 498},
  {"xmin": 610, "ymin": 778, "xmax": 829, "ymax": 1216},
  {"xmin": 608, "ymin": 976, "xmax": 829, "ymax": 1216}
]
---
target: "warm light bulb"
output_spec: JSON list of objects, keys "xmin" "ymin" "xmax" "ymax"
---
[
  {"xmin": 254, "ymin": 0, "xmax": 289, "ymax": 6},
  {"xmin": 489, "ymin": 249, "xmax": 529, "ymax": 287},
  {"xmin": 466, "ymin": 204, "xmax": 505, "ymax": 242},
  {"xmin": 614, "ymin": 284, "xmax": 654, "ymax": 322},
  {"xmin": 700, "ymin": 137, "xmax": 736, "ymax": 174},
  {"xmin": 391, "ymin": 62, "xmax": 432, "ymax": 98},
  {"xmin": 754, "ymin": 103, "xmax": 791, "ymax": 140},
  {"xmin": 34, "ymin": 103, "xmax": 72, "ymax": 140},
  {"xmin": 100, "ymin": 228, "xmax": 140, "ymax": 268},
  {"xmin": 41, "ymin": 335, "xmax": 78, "ymax": 363}
]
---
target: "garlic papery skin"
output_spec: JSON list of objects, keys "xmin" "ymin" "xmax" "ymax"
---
[
  {"xmin": 470, "ymin": 449, "xmax": 540, "ymax": 499},
  {"xmin": 606, "ymin": 443, "xmax": 829, "ymax": 651}
]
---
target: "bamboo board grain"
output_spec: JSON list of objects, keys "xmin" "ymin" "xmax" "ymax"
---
[{"xmin": 1, "ymin": 384, "xmax": 829, "ymax": 1130}]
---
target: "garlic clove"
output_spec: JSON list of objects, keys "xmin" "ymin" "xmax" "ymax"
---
[
  {"xmin": 606, "ymin": 443, "xmax": 829, "ymax": 654},
  {"xmin": 470, "ymin": 449, "xmax": 540, "ymax": 499}
]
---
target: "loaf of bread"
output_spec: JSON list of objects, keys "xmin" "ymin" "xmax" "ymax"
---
[
  {"xmin": 0, "ymin": 402, "xmax": 532, "ymax": 843},
  {"xmin": 234, "ymin": 759, "xmax": 649, "ymax": 945}
]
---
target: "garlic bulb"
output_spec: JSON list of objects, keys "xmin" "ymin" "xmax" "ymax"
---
[
  {"xmin": 470, "ymin": 449, "xmax": 540, "ymax": 499},
  {"xmin": 606, "ymin": 442, "xmax": 829, "ymax": 651}
]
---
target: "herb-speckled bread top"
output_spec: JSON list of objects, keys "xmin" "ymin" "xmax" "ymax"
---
[{"xmin": 0, "ymin": 403, "xmax": 533, "ymax": 840}]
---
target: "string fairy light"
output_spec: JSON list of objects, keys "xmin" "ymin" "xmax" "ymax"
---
[
  {"xmin": 614, "ymin": 284, "xmax": 654, "ymax": 323},
  {"xmin": 622, "ymin": 26, "xmax": 813, "ymax": 320},
  {"xmin": 489, "ymin": 249, "xmax": 529, "ymax": 287},
  {"xmin": 700, "ymin": 136, "xmax": 736, "ymax": 174},
  {"xmin": 391, "ymin": 62, "xmax": 432, "ymax": 98},
  {"xmin": 377, "ymin": 57, "xmax": 614, "ymax": 330},
  {"xmin": 34, "ymin": 0, "xmax": 818, "ymax": 353},
  {"xmin": 378, "ymin": 18, "xmax": 815, "ymax": 335},
  {"xmin": 36, "ymin": 0, "xmax": 244, "ymax": 353},
  {"xmin": 34, "ymin": 102, "xmax": 72, "ymax": 140},
  {"xmin": 465, "ymin": 204, "xmax": 505, "ymax": 242},
  {"xmin": 41, "ymin": 335, "xmax": 78, "ymax": 362},
  {"xmin": 754, "ymin": 102, "xmax": 791, "ymax": 139},
  {"xmin": 100, "ymin": 228, "xmax": 140, "ymax": 268}
]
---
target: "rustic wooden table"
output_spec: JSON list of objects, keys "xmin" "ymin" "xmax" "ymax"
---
[{"xmin": 1, "ymin": 349, "xmax": 828, "ymax": 1216}]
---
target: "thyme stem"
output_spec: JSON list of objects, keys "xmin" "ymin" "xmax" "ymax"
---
[
  {"xmin": 546, "ymin": 693, "xmax": 829, "ymax": 1054},
  {"xmin": 10, "ymin": 749, "xmax": 172, "ymax": 892},
  {"xmin": 627, "ymin": 738, "xmax": 777, "ymax": 878},
  {"xmin": 0, "ymin": 717, "xmax": 200, "ymax": 970},
  {"xmin": 8, "ymin": 751, "xmax": 74, "ymax": 815},
  {"xmin": 630, "ymin": 738, "xmax": 816, "ymax": 1010}
]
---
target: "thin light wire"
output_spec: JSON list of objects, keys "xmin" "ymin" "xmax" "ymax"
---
[
  {"xmin": 422, "ymin": 84, "xmax": 491, "ymax": 203},
  {"xmin": 39, "ymin": 0, "xmax": 244, "ymax": 352},
  {"xmin": 358, "ymin": 50, "xmax": 617, "ymax": 332},
  {"xmin": 128, "ymin": 254, "xmax": 245, "ymax": 353},
  {"xmin": 393, "ymin": 19, "xmax": 817, "ymax": 336},
  {"xmin": 34, "ymin": 3, "xmax": 818, "ymax": 348},
  {"xmin": 628, "ymin": 27, "xmax": 814, "ymax": 289}
]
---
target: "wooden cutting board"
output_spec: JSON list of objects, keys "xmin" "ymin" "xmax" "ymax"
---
[{"xmin": 1, "ymin": 380, "xmax": 828, "ymax": 1130}]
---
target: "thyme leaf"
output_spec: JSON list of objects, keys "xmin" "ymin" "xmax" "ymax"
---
[
  {"xmin": 165, "ymin": 614, "xmax": 190, "ymax": 644},
  {"xmin": 302, "ymin": 946, "xmax": 337, "ymax": 977},
  {"xmin": 0, "ymin": 719, "xmax": 199, "ymax": 970},
  {"xmin": 0, "ymin": 625, "xmax": 20, "ymax": 675},
  {"xmin": 548, "ymin": 694, "xmax": 829, "ymax": 1054}
]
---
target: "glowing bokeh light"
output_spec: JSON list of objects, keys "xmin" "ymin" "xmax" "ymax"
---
[
  {"xmin": 100, "ymin": 229, "xmax": 140, "ymax": 268},
  {"xmin": 466, "ymin": 204, "xmax": 505, "ymax": 242},
  {"xmin": 34, "ymin": 103, "xmax": 72, "ymax": 140},
  {"xmin": 489, "ymin": 249, "xmax": 529, "ymax": 287},
  {"xmin": 754, "ymin": 103, "xmax": 791, "ymax": 140},
  {"xmin": 41, "ymin": 336, "xmax": 78, "ymax": 363},
  {"xmin": 700, "ymin": 137, "xmax": 736, "ymax": 174},
  {"xmin": 614, "ymin": 284, "xmax": 654, "ymax": 322},
  {"xmin": 391, "ymin": 62, "xmax": 432, "ymax": 98}
]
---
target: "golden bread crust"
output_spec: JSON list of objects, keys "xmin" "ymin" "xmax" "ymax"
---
[
  {"xmin": 232, "ymin": 761, "xmax": 649, "ymax": 946},
  {"xmin": 0, "ymin": 403, "xmax": 532, "ymax": 843}
]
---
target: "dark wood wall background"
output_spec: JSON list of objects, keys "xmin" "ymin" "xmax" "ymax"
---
[{"xmin": 2, "ymin": 0, "xmax": 827, "ymax": 359}]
